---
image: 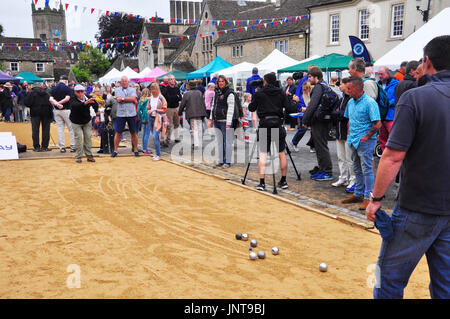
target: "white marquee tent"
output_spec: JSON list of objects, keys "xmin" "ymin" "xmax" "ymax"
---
[
  {"xmin": 120, "ymin": 67, "xmax": 140, "ymax": 80},
  {"xmin": 255, "ymin": 49, "xmax": 301, "ymax": 74},
  {"xmin": 98, "ymin": 68, "xmax": 121, "ymax": 85},
  {"xmin": 374, "ymin": 7, "xmax": 450, "ymax": 71}
]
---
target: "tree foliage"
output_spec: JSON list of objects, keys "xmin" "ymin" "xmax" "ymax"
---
[
  {"xmin": 0, "ymin": 24, "xmax": 3, "ymax": 36},
  {"xmin": 96, "ymin": 13, "xmax": 143, "ymax": 59},
  {"xmin": 72, "ymin": 47, "xmax": 111, "ymax": 83}
]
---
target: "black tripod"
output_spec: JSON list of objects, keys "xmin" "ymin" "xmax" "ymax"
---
[{"xmin": 241, "ymin": 128, "xmax": 301, "ymax": 194}]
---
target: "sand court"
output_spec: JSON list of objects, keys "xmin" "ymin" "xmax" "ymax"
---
[{"xmin": 0, "ymin": 157, "xmax": 430, "ymax": 299}]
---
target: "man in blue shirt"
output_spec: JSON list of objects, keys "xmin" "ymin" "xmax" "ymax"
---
[
  {"xmin": 246, "ymin": 68, "xmax": 262, "ymax": 96},
  {"xmin": 342, "ymin": 76, "xmax": 381, "ymax": 210},
  {"xmin": 50, "ymin": 75, "xmax": 75, "ymax": 153}
]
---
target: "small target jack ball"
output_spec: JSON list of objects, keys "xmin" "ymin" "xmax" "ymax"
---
[
  {"xmin": 271, "ymin": 247, "xmax": 280, "ymax": 255},
  {"xmin": 319, "ymin": 263, "xmax": 328, "ymax": 272},
  {"xmin": 242, "ymin": 233, "xmax": 249, "ymax": 241},
  {"xmin": 249, "ymin": 252, "xmax": 257, "ymax": 260},
  {"xmin": 257, "ymin": 251, "xmax": 266, "ymax": 259},
  {"xmin": 249, "ymin": 247, "xmax": 253, "ymax": 251},
  {"xmin": 250, "ymin": 239, "xmax": 258, "ymax": 248},
  {"xmin": 235, "ymin": 232, "xmax": 243, "ymax": 240}
]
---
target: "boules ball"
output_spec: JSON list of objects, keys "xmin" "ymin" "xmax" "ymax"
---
[
  {"xmin": 319, "ymin": 263, "xmax": 328, "ymax": 272},
  {"xmin": 250, "ymin": 239, "xmax": 258, "ymax": 248},
  {"xmin": 271, "ymin": 247, "xmax": 280, "ymax": 255},
  {"xmin": 249, "ymin": 252, "xmax": 257, "ymax": 260},
  {"xmin": 235, "ymin": 232, "xmax": 243, "ymax": 240},
  {"xmin": 242, "ymin": 233, "xmax": 249, "ymax": 241},
  {"xmin": 257, "ymin": 251, "xmax": 266, "ymax": 259},
  {"xmin": 249, "ymin": 247, "xmax": 253, "ymax": 251}
]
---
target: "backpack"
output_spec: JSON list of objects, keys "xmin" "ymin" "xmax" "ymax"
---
[
  {"xmin": 364, "ymin": 78, "xmax": 389, "ymax": 121},
  {"xmin": 232, "ymin": 91, "xmax": 244, "ymax": 120},
  {"xmin": 316, "ymin": 83, "xmax": 340, "ymax": 121}
]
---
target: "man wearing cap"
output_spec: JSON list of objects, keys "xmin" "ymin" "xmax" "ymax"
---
[
  {"xmin": 50, "ymin": 75, "xmax": 76, "ymax": 153},
  {"xmin": 111, "ymin": 76, "xmax": 139, "ymax": 157},
  {"xmin": 70, "ymin": 84, "xmax": 98, "ymax": 163},
  {"xmin": 24, "ymin": 82, "xmax": 53, "ymax": 152}
]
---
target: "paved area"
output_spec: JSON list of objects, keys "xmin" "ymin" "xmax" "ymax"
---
[{"xmin": 17, "ymin": 125, "xmax": 397, "ymax": 227}]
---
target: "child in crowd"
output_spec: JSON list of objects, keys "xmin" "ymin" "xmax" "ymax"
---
[{"xmin": 242, "ymin": 93, "xmax": 253, "ymax": 143}]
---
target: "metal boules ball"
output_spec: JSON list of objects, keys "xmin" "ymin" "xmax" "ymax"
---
[
  {"xmin": 257, "ymin": 251, "xmax": 266, "ymax": 259},
  {"xmin": 242, "ymin": 233, "xmax": 249, "ymax": 241},
  {"xmin": 249, "ymin": 252, "xmax": 257, "ymax": 260},
  {"xmin": 235, "ymin": 232, "xmax": 243, "ymax": 240},
  {"xmin": 319, "ymin": 263, "xmax": 328, "ymax": 272},
  {"xmin": 271, "ymin": 247, "xmax": 280, "ymax": 255},
  {"xmin": 250, "ymin": 239, "xmax": 258, "ymax": 248}
]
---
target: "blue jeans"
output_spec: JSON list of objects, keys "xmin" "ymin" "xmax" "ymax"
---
[
  {"xmin": 214, "ymin": 121, "xmax": 233, "ymax": 165},
  {"xmin": 351, "ymin": 139, "xmax": 376, "ymax": 200},
  {"xmin": 149, "ymin": 117, "xmax": 161, "ymax": 156},
  {"xmin": 141, "ymin": 121, "xmax": 151, "ymax": 152},
  {"xmin": 292, "ymin": 126, "xmax": 307, "ymax": 146},
  {"xmin": 4, "ymin": 108, "xmax": 11, "ymax": 122},
  {"xmin": 374, "ymin": 206, "xmax": 450, "ymax": 299}
]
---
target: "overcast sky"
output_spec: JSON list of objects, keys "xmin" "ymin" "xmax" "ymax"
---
[
  {"xmin": 0, "ymin": 0, "xmax": 194, "ymax": 42},
  {"xmin": 1, "ymin": 0, "xmax": 268, "ymax": 43}
]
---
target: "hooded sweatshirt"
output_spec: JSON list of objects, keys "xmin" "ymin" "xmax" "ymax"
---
[{"xmin": 248, "ymin": 85, "xmax": 287, "ymax": 120}]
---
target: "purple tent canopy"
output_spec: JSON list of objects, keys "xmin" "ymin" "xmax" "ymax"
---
[{"xmin": 0, "ymin": 70, "xmax": 20, "ymax": 84}]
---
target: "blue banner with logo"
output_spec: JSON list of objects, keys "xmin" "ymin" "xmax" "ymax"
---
[{"xmin": 349, "ymin": 36, "xmax": 371, "ymax": 62}]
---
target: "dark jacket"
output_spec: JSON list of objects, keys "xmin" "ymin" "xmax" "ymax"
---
[
  {"xmin": 0, "ymin": 88, "xmax": 15, "ymax": 113},
  {"xmin": 248, "ymin": 85, "xmax": 288, "ymax": 120},
  {"xmin": 50, "ymin": 82, "xmax": 73, "ymax": 110},
  {"xmin": 69, "ymin": 96, "xmax": 98, "ymax": 125},
  {"xmin": 302, "ymin": 81, "xmax": 326, "ymax": 126},
  {"xmin": 284, "ymin": 84, "xmax": 297, "ymax": 100},
  {"xmin": 395, "ymin": 74, "xmax": 417, "ymax": 106},
  {"xmin": 163, "ymin": 85, "xmax": 182, "ymax": 108},
  {"xmin": 179, "ymin": 89, "xmax": 207, "ymax": 120},
  {"xmin": 23, "ymin": 88, "xmax": 53, "ymax": 118},
  {"xmin": 332, "ymin": 94, "xmax": 351, "ymax": 140}
]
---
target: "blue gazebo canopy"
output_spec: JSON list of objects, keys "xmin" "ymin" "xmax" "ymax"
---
[{"xmin": 187, "ymin": 57, "xmax": 233, "ymax": 79}]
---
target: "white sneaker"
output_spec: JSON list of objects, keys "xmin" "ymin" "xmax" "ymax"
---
[
  {"xmin": 152, "ymin": 156, "xmax": 161, "ymax": 161},
  {"xmin": 332, "ymin": 179, "xmax": 348, "ymax": 187},
  {"xmin": 290, "ymin": 142, "xmax": 299, "ymax": 152},
  {"xmin": 310, "ymin": 148, "xmax": 316, "ymax": 153}
]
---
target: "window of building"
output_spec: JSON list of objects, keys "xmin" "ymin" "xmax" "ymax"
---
[
  {"xmin": 232, "ymin": 45, "xmax": 243, "ymax": 58},
  {"xmin": 391, "ymin": 4, "xmax": 404, "ymax": 38},
  {"xmin": 36, "ymin": 63, "xmax": 45, "ymax": 73},
  {"xmin": 274, "ymin": 40, "xmax": 289, "ymax": 54},
  {"xmin": 202, "ymin": 36, "xmax": 213, "ymax": 53},
  {"xmin": 10, "ymin": 62, "xmax": 19, "ymax": 72},
  {"xmin": 359, "ymin": 9, "xmax": 370, "ymax": 40},
  {"xmin": 330, "ymin": 14, "xmax": 340, "ymax": 44}
]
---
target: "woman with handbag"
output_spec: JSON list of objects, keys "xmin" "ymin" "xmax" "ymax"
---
[
  {"xmin": 137, "ymin": 88, "xmax": 152, "ymax": 155},
  {"xmin": 148, "ymin": 83, "xmax": 168, "ymax": 161}
]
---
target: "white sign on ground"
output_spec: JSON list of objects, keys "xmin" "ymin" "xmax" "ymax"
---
[{"xmin": 0, "ymin": 133, "xmax": 19, "ymax": 160}]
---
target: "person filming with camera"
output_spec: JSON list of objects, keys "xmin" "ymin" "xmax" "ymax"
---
[{"xmin": 249, "ymin": 72, "xmax": 290, "ymax": 192}]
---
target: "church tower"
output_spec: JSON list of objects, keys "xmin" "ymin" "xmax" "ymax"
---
[{"xmin": 31, "ymin": 1, "xmax": 67, "ymax": 42}]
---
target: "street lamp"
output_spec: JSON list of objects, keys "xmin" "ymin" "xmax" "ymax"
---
[{"xmin": 416, "ymin": 0, "xmax": 431, "ymax": 22}]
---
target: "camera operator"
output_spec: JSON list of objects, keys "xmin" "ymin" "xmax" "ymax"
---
[{"xmin": 249, "ymin": 73, "xmax": 290, "ymax": 191}]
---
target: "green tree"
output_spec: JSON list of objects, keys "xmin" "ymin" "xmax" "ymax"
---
[
  {"xmin": 97, "ymin": 13, "xmax": 143, "ymax": 59},
  {"xmin": 72, "ymin": 47, "xmax": 111, "ymax": 82},
  {"xmin": 0, "ymin": 24, "xmax": 3, "ymax": 36}
]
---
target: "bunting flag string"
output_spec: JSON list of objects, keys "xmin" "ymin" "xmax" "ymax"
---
[{"xmin": 34, "ymin": 0, "xmax": 308, "ymax": 26}]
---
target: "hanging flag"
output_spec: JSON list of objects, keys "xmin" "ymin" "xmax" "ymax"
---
[
  {"xmin": 65, "ymin": 3, "xmax": 69, "ymax": 11},
  {"xmin": 91, "ymin": 8, "xmax": 95, "ymax": 14}
]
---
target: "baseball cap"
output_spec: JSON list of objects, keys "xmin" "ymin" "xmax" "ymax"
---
[{"xmin": 74, "ymin": 84, "xmax": 85, "ymax": 91}]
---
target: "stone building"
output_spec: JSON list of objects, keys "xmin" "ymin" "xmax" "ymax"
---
[
  {"xmin": 32, "ymin": 2, "xmax": 68, "ymax": 42},
  {"xmin": 307, "ymin": 0, "xmax": 450, "ymax": 60},
  {"xmin": 0, "ymin": 1, "xmax": 76, "ymax": 81}
]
